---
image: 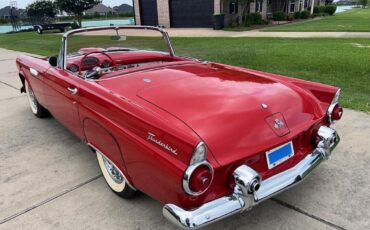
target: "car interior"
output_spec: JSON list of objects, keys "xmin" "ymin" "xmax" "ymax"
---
[{"xmin": 66, "ymin": 48, "xmax": 188, "ymax": 80}]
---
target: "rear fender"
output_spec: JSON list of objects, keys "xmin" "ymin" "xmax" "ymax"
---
[
  {"xmin": 242, "ymin": 68, "xmax": 339, "ymax": 112},
  {"xmin": 83, "ymin": 118, "xmax": 135, "ymax": 187}
]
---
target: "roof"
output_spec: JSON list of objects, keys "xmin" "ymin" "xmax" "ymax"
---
[
  {"xmin": 113, "ymin": 4, "xmax": 133, "ymax": 14},
  {"xmin": 0, "ymin": 6, "xmax": 24, "ymax": 18},
  {"xmin": 85, "ymin": 3, "xmax": 115, "ymax": 14}
]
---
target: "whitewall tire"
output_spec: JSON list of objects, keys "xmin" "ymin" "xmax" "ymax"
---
[
  {"xmin": 25, "ymin": 80, "xmax": 49, "ymax": 118},
  {"xmin": 96, "ymin": 150, "xmax": 136, "ymax": 198}
]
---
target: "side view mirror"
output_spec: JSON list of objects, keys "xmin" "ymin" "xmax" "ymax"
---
[{"xmin": 49, "ymin": 56, "xmax": 58, "ymax": 67}]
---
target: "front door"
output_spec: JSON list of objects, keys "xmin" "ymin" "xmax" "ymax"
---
[{"xmin": 43, "ymin": 68, "xmax": 84, "ymax": 140}]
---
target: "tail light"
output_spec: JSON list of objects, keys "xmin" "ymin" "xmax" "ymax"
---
[
  {"xmin": 188, "ymin": 164, "xmax": 213, "ymax": 193},
  {"xmin": 183, "ymin": 142, "xmax": 214, "ymax": 196},
  {"xmin": 331, "ymin": 104, "xmax": 343, "ymax": 121},
  {"xmin": 327, "ymin": 89, "xmax": 343, "ymax": 124}
]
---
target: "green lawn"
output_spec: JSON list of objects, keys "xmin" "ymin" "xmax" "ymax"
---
[
  {"xmin": 264, "ymin": 8, "xmax": 370, "ymax": 32},
  {"xmin": 0, "ymin": 32, "xmax": 369, "ymax": 112}
]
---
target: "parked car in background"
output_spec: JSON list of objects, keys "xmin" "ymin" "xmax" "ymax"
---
[{"xmin": 16, "ymin": 26, "xmax": 343, "ymax": 229}]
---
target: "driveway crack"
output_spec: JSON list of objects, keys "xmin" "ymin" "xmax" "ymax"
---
[
  {"xmin": 271, "ymin": 198, "xmax": 347, "ymax": 230},
  {"xmin": 0, "ymin": 174, "xmax": 102, "ymax": 225},
  {"xmin": 0, "ymin": 80, "xmax": 19, "ymax": 91}
]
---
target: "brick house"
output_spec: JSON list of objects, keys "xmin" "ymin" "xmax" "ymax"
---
[{"xmin": 133, "ymin": 0, "xmax": 326, "ymax": 28}]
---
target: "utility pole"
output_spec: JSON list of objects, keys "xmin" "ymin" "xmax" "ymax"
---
[{"xmin": 310, "ymin": 0, "xmax": 315, "ymax": 15}]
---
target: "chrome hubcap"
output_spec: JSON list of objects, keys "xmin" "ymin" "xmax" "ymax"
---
[{"xmin": 102, "ymin": 157, "xmax": 124, "ymax": 184}]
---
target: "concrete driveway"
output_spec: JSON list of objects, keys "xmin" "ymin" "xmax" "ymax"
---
[{"xmin": 0, "ymin": 48, "xmax": 369, "ymax": 230}]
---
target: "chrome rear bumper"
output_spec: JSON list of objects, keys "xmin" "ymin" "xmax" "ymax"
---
[{"xmin": 163, "ymin": 126, "xmax": 340, "ymax": 229}]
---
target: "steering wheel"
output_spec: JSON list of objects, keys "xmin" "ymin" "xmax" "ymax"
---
[{"xmin": 78, "ymin": 51, "xmax": 117, "ymax": 76}]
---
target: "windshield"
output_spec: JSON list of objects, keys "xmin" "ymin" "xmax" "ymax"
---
[
  {"xmin": 65, "ymin": 27, "xmax": 173, "ymax": 57},
  {"xmin": 59, "ymin": 27, "xmax": 180, "ymax": 79}
]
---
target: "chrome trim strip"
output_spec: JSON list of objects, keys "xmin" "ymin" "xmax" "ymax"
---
[
  {"xmin": 163, "ymin": 126, "xmax": 340, "ymax": 229},
  {"xmin": 88, "ymin": 143, "xmax": 136, "ymax": 191}
]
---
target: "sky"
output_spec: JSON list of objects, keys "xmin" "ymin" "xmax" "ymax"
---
[{"xmin": 0, "ymin": 0, "xmax": 133, "ymax": 9}]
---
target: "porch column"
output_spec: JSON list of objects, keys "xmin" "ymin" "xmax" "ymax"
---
[
  {"xmin": 214, "ymin": 0, "xmax": 221, "ymax": 14},
  {"xmin": 157, "ymin": 0, "xmax": 170, "ymax": 27},
  {"xmin": 250, "ymin": 1, "xmax": 256, "ymax": 13},
  {"xmin": 261, "ymin": 0, "xmax": 268, "ymax": 20},
  {"xmin": 133, "ymin": 0, "xmax": 141, "ymax": 25}
]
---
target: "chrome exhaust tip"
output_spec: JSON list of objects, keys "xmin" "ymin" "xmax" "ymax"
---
[{"xmin": 249, "ymin": 180, "xmax": 260, "ymax": 193}]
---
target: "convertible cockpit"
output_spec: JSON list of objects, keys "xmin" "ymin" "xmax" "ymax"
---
[
  {"xmin": 66, "ymin": 48, "xmax": 185, "ymax": 80},
  {"xmin": 58, "ymin": 26, "xmax": 189, "ymax": 80}
]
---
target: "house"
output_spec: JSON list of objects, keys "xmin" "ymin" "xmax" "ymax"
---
[
  {"xmin": 0, "ymin": 6, "xmax": 23, "ymax": 19},
  {"xmin": 113, "ymin": 4, "xmax": 134, "ymax": 14},
  {"xmin": 85, "ymin": 3, "xmax": 115, "ymax": 16},
  {"xmin": 133, "ymin": 0, "xmax": 326, "ymax": 28}
]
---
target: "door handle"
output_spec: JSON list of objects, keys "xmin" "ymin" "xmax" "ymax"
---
[
  {"xmin": 30, "ymin": 68, "xmax": 38, "ymax": 77},
  {"xmin": 67, "ymin": 87, "xmax": 78, "ymax": 95}
]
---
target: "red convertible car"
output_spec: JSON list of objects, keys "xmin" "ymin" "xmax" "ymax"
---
[{"xmin": 16, "ymin": 26, "xmax": 342, "ymax": 228}]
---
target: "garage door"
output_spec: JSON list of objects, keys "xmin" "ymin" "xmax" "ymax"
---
[
  {"xmin": 170, "ymin": 0, "xmax": 214, "ymax": 28},
  {"xmin": 139, "ymin": 0, "xmax": 158, "ymax": 26}
]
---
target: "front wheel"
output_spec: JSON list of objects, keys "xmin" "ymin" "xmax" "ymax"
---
[
  {"xmin": 96, "ymin": 150, "xmax": 136, "ymax": 198},
  {"xmin": 25, "ymin": 81, "xmax": 49, "ymax": 118}
]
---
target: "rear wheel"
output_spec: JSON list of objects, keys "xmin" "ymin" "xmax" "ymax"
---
[
  {"xmin": 96, "ymin": 150, "xmax": 136, "ymax": 198},
  {"xmin": 25, "ymin": 81, "xmax": 49, "ymax": 118}
]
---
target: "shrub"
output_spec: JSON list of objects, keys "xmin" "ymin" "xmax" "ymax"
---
[
  {"xmin": 244, "ymin": 14, "xmax": 253, "ymax": 27},
  {"xmin": 359, "ymin": 0, "xmax": 368, "ymax": 8},
  {"xmin": 273, "ymin": 11, "xmax": 286, "ymax": 21},
  {"xmin": 313, "ymin": 6, "xmax": 320, "ymax": 14},
  {"xmin": 300, "ymin": 10, "xmax": 310, "ymax": 19},
  {"xmin": 287, "ymin": 14, "xmax": 294, "ymax": 21},
  {"xmin": 324, "ymin": 5, "xmax": 337, "ymax": 15},
  {"xmin": 251, "ymin": 13, "xmax": 262, "ymax": 25},
  {"xmin": 319, "ymin": 6, "xmax": 327, "ymax": 13},
  {"xmin": 70, "ymin": 21, "xmax": 80, "ymax": 29},
  {"xmin": 294, "ymin": 12, "xmax": 301, "ymax": 19},
  {"xmin": 244, "ymin": 13, "xmax": 262, "ymax": 27},
  {"xmin": 314, "ymin": 12, "xmax": 329, "ymax": 17}
]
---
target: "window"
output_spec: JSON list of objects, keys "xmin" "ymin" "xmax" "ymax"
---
[
  {"xmin": 304, "ymin": 0, "xmax": 309, "ymax": 8},
  {"xmin": 290, "ymin": 2, "xmax": 295, "ymax": 13},
  {"xmin": 229, "ymin": 1, "xmax": 238, "ymax": 14},
  {"xmin": 255, "ymin": 0, "xmax": 263, "ymax": 13}
]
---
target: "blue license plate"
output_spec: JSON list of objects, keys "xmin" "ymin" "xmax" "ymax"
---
[{"xmin": 266, "ymin": 141, "xmax": 294, "ymax": 169}]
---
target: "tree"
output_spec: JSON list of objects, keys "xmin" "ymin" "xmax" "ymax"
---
[
  {"xmin": 26, "ymin": 0, "xmax": 56, "ymax": 25},
  {"xmin": 239, "ymin": 0, "xmax": 254, "ymax": 24},
  {"xmin": 359, "ymin": 0, "xmax": 368, "ymax": 8},
  {"xmin": 227, "ymin": 0, "xmax": 254, "ymax": 24},
  {"xmin": 55, "ymin": 0, "xmax": 101, "ymax": 27}
]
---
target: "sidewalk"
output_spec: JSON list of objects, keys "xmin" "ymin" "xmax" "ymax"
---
[{"xmin": 164, "ymin": 28, "xmax": 370, "ymax": 38}]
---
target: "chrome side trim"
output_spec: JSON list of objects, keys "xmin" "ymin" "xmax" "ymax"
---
[
  {"xmin": 163, "ymin": 126, "xmax": 340, "ymax": 229},
  {"xmin": 88, "ymin": 143, "xmax": 136, "ymax": 191}
]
